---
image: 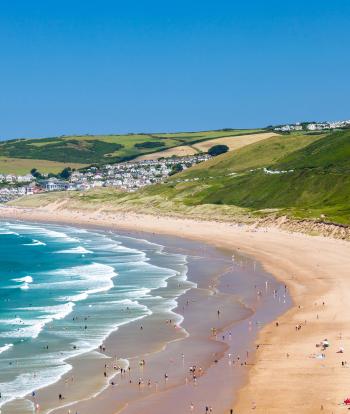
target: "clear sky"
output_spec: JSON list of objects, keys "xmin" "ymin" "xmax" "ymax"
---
[{"xmin": 1, "ymin": 0, "xmax": 349, "ymax": 139}]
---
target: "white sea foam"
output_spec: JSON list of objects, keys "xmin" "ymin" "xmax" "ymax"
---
[
  {"xmin": 0, "ymin": 223, "xmax": 191, "ymax": 411},
  {"xmin": 0, "ymin": 302, "xmax": 147, "ymax": 409},
  {"xmin": 40, "ymin": 228, "xmax": 78, "ymax": 242},
  {"xmin": 93, "ymin": 236, "xmax": 147, "ymax": 259},
  {"xmin": 12, "ymin": 275, "xmax": 33, "ymax": 290},
  {"xmin": 0, "ymin": 230, "xmax": 19, "ymax": 236},
  {"xmin": 23, "ymin": 239, "xmax": 46, "ymax": 246},
  {"xmin": 0, "ymin": 363, "xmax": 71, "ymax": 409},
  {"xmin": 53, "ymin": 262, "xmax": 116, "ymax": 293},
  {"xmin": 56, "ymin": 246, "xmax": 93, "ymax": 254},
  {"xmin": 13, "ymin": 276, "xmax": 33, "ymax": 284},
  {"xmin": 0, "ymin": 321, "xmax": 45, "ymax": 339},
  {"xmin": 35, "ymin": 263, "xmax": 117, "ymax": 309},
  {"xmin": 0, "ymin": 303, "xmax": 75, "ymax": 339},
  {"xmin": 6, "ymin": 224, "xmax": 78, "ymax": 242},
  {"xmin": 122, "ymin": 287, "xmax": 152, "ymax": 298},
  {"xmin": 31, "ymin": 302, "xmax": 75, "ymax": 319},
  {"xmin": 0, "ymin": 343, "xmax": 13, "ymax": 355},
  {"xmin": 118, "ymin": 234, "xmax": 166, "ymax": 255},
  {"xmin": 0, "ymin": 317, "xmax": 26, "ymax": 325},
  {"xmin": 65, "ymin": 292, "xmax": 89, "ymax": 302}
]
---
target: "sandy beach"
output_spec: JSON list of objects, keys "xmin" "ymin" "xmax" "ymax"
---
[{"xmin": 1, "ymin": 205, "xmax": 350, "ymax": 413}]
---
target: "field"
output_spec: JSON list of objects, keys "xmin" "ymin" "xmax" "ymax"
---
[
  {"xmin": 191, "ymin": 132, "xmax": 278, "ymax": 152},
  {"xmin": 0, "ymin": 129, "xmax": 263, "ymax": 168},
  {"xmin": 136, "ymin": 132, "xmax": 275, "ymax": 160},
  {"xmin": 0, "ymin": 157, "xmax": 87, "ymax": 175},
  {"xmin": 137, "ymin": 145, "xmax": 198, "ymax": 160}
]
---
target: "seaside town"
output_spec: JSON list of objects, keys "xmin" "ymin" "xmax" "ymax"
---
[
  {"xmin": 2, "ymin": 2, "xmax": 350, "ymax": 413},
  {"xmin": 273, "ymin": 119, "xmax": 350, "ymax": 132},
  {"xmin": 1, "ymin": 117, "xmax": 350, "ymax": 204},
  {"xmin": 0, "ymin": 153, "xmax": 211, "ymax": 203}
]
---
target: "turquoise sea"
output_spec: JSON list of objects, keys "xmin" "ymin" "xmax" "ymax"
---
[{"xmin": 0, "ymin": 221, "xmax": 192, "ymax": 409}]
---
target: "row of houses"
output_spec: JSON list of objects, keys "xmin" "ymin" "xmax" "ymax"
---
[
  {"xmin": 0, "ymin": 173, "xmax": 33, "ymax": 184},
  {"xmin": 273, "ymin": 123, "xmax": 303, "ymax": 132},
  {"xmin": 63, "ymin": 154, "xmax": 211, "ymax": 192},
  {"xmin": 0, "ymin": 153, "xmax": 212, "ymax": 201},
  {"xmin": 274, "ymin": 119, "xmax": 350, "ymax": 132},
  {"xmin": 0, "ymin": 185, "xmax": 35, "ymax": 203},
  {"xmin": 306, "ymin": 120, "xmax": 350, "ymax": 130}
]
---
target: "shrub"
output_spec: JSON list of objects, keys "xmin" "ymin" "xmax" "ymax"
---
[
  {"xmin": 169, "ymin": 163, "xmax": 183, "ymax": 176},
  {"xmin": 134, "ymin": 141, "xmax": 165, "ymax": 149},
  {"xmin": 208, "ymin": 144, "xmax": 229, "ymax": 156}
]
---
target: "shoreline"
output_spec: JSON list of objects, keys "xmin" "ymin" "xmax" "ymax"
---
[
  {"xmin": 0, "ymin": 225, "xmax": 196, "ymax": 413},
  {"xmin": 0, "ymin": 216, "xmax": 287, "ymax": 414},
  {"xmin": 1, "ymin": 205, "xmax": 350, "ymax": 412}
]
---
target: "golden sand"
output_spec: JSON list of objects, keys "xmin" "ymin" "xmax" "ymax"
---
[{"xmin": 1, "ymin": 205, "xmax": 349, "ymax": 413}]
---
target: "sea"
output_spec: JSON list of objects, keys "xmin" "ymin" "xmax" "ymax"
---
[{"xmin": 0, "ymin": 221, "xmax": 193, "ymax": 409}]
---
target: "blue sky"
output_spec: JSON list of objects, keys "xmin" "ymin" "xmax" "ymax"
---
[{"xmin": 0, "ymin": 0, "xmax": 349, "ymax": 139}]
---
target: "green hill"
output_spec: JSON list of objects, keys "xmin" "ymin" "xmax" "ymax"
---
[
  {"xmin": 146, "ymin": 129, "xmax": 349, "ymax": 224},
  {"xmin": 273, "ymin": 129, "xmax": 350, "ymax": 171},
  {"xmin": 0, "ymin": 129, "xmax": 262, "ymax": 171},
  {"xmin": 10, "ymin": 129, "xmax": 350, "ymax": 226}
]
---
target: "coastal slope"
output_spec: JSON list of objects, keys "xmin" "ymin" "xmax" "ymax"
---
[
  {"xmin": 9, "ymin": 129, "xmax": 350, "ymax": 233},
  {"xmin": 0, "ymin": 129, "xmax": 263, "ymax": 173}
]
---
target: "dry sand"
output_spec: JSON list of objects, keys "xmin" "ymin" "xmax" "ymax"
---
[{"xmin": 1, "ymin": 205, "xmax": 350, "ymax": 413}]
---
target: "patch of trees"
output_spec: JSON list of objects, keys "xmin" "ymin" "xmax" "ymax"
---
[
  {"xmin": 30, "ymin": 167, "xmax": 73, "ymax": 180},
  {"xmin": 30, "ymin": 168, "xmax": 43, "ymax": 179},
  {"xmin": 2, "ymin": 139, "xmax": 124, "ymax": 163},
  {"xmin": 208, "ymin": 144, "xmax": 229, "ymax": 156},
  {"xmin": 58, "ymin": 167, "xmax": 72, "ymax": 180},
  {"xmin": 134, "ymin": 141, "xmax": 165, "ymax": 149},
  {"xmin": 169, "ymin": 163, "xmax": 183, "ymax": 176}
]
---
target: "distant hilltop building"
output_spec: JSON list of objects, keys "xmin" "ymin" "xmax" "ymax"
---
[
  {"xmin": 273, "ymin": 119, "xmax": 350, "ymax": 132},
  {"xmin": 274, "ymin": 123, "xmax": 303, "ymax": 132}
]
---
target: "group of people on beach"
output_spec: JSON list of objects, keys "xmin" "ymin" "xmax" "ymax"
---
[{"xmin": 25, "ymin": 267, "xmax": 283, "ymax": 414}]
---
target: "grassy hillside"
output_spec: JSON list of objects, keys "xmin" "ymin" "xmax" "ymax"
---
[
  {"xmin": 146, "ymin": 129, "xmax": 349, "ymax": 224},
  {"xmin": 0, "ymin": 157, "xmax": 87, "ymax": 175},
  {"xmin": 179, "ymin": 133, "xmax": 322, "ymax": 178},
  {"xmin": 0, "ymin": 129, "xmax": 262, "ymax": 170},
  {"xmin": 12, "ymin": 129, "xmax": 350, "ymax": 226},
  {"xmin": 274, "ymin": 129, "xmax": 350, "ymax": 170},
  {"xmin": 136, "ymin": 132, "xmax": 277, "ymax": 161},
  {"xmin": 11, "ymin": 127, "xmax": 350, "ymax": 227}
]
